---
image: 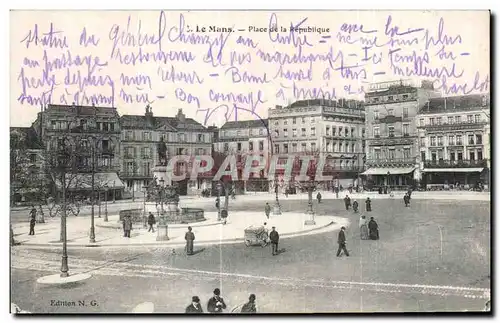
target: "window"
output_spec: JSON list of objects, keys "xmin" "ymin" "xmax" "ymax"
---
[
  {"xmin": 224, "ymin": 143, "xmax": 229, "ymax": 152},
  {"xmin": 456, "ymin": 135, "xmax": 462, "ymax": 145},
  {"xmin": 389, "ymin": 149, "xmax": 395, "ymax": 159},
  {"xmin": 457, "ymin": 152, "xmax": 463, "ymax": 160},
  {"xmin": 301, "ymin": 143, "xmax": 307, "ymax": 152},
  {"xmin": 419, "ymin": 118, "xmax": 424, "ymax": 126},
  {"xmin": 301, "ymin": 117, "xmax": 306, "ymax": 123},
  {"xmin": 431, "ymin": 152, "xmax": 437, "ymax": 161},
  {"xmin": 274, "ymin": 121, "xmax": 279, "ymax": 126},
  {"xmin": 403, "ymin": 94, "xmax": 409, "ymax": 100},
  {"xmin": 103, "ymin": 122, "xmax": 109, "ymax": 131},
  {"xmin": 125, "ymin": 131, "xmax": 133, "ymax": 140},
  {"xmin": 421, "ymin": 151, "xmax": 426, "ymax": 162},
  {"xmin": 259, "ymin": 129, "xmax": 263, "ymax": 135},
  {"xmin": 403, "ymin": 148, "xmax": 410, "ymax": 159},
  {"xmin": 403, "ymin": 107, "xmax": 409, "ymax": 118},
  {"xmin": 477, "ymin": 150, "xmax": 483, "ymax": 160},
  {"xmin": 403, "ymin": 124, "xmax": 409, "ymax": 136},
  {"xmin": 438, "ymin": 136, "xmax": 443, "ymax": 146},
  {"xmin": 469, "ymin": 151, "xmax": 475, "ymax": 160},
  {"xmin": 430, "ymin": 136, "xmax": 436, "ymax": 146},
  {"xmin": 346, "ymin": 144, "xmax": 350, "ymax": 153},
  {"xmin": 388, "ymin": 96, "xmax": 394, "ymax": 101},
  {"xmin": 332, "ymin": 143, "xmax": 336, "ymax": 152},
  {"xmin": 420, "ymin": 137, "xmax": 425, "ymax": 146},
  {"xmin": 351, "ymin": 128, "xmax": 355, "ymax": 137},
  {"xmin": 438, "ymin": 150, "xmax": 444, "ymax": 161},
  {"xmin": 374, "ymin": 127, "xmax": 380, "ymax": 137},
  {"xmin": 284, "ymin": 129, "xmax": 288, "ymax": 137},
  {"xmin": 274, "ymin": 130, "xmax": 279, "ymax": 137},
  {"xmin": 176, "ymin": 148, "xmax": 184, "ymax": 155},
  {"xmin": 301, "ymin": 128, "xmax": 306, "ymax": 136},
  {"xmin": 362, "ymin": 129, "xmax": 365, "ymax": 138},
  {"xmin": 344, "ymin": 128, "xmax": 348, "ymax": 137},
  {"xmin": 311, "ymin": 127, "xmax": 316, "ymax": 136},
  {"xmin": 143, "ymin": 132, "xmax": 151, "ymax": 141},
  {"xmin": 284, "ymin": 120, "xmax": 288, "ymax": 125},
  {"xmin": 143, "ymin": 147, "xmax": 151, "ymax": 158},
  {"xmin": 352, "ymin": 143, "xmax": 355, "ymax": 152},
  {"xmin": 292, "ymin": 143, "xmax": 297, "ymax": 152},
  {"xmin": 326, "ymin": 126, "xmax": 330, "ymax": 136},
  {"xmin": 388, "ymin": 126, "xmax": 395, "ymax": 137},
  {"xmin": 375, "ymin": 149, "xmax": 381, "ymax": 159},
  {"xmin": 387, "ymin": 109, "xmax": 394, "ymax": 115},
  {"xmin": 448, "ymin": 135, "xmax": 455, "ymax": 145},
  {"xmin": 259, "ymin": 141, "xmax": 264, "ymax": 151},
  {"xmin": 448, "ymin": 116, "xmax": 453, "ymax": 124},
  {"xmin": 339, "ymin": 143, "xmax": 343, "ymax": 152},
  {"xmin": 475, "ymin": 114, "xmax": 481, "ymax": 123},
  {"xmin": 293, "ymin": 117, "xmax": 297, "ymax": 124},
  {"xmin": 430, "ymin": 118, "xmax": 435, "ymax": 125},
  {"xmin": 468, "ymin": 134, "xmax": 474, "ymax": 145},
  {"xmin": 102, "ymin": 140, "xmax": 109, "ymax": 150},
  {"xmin": 311, "ymin": 143, "xmax": 316, "ymax": 151},
  {"xmin": 179, "ymin": 133, "xmax": 185, "ymax": 142},
  {"xmin": 455, "ymin": 116, "xmax": 461, "ymax": 123},
  {"xmin": 274, "ymin": 144, "xmax": 279, "ymax": 154},
  {"xmin": 283, "ymin": 144, "xmax": 289, "ymax": 154},
  {"xmin": 437, "ymin": 117, "xmax": 442, "ymax": 125},
  {"xmin": 450, "ymin": 152, "xmax": 455, "ymax": 161},
  {"xmin": 326, "ymin": 142, "xmax": 330, "ymax": 152},
  {"xmin": 237, "ymin": 130, "xmax": 241, "ymax": 137},
  {"xmin": 197, "ymin": 134, "xmax": 204, "ymax": 142},
  {"xmin": 292, "ymin": 128, "xmax": 297, "ymax": 137},
  {"xmin": 249, "ymin": 142, "xmax": 254, "ymax": 151},
  {"xmin": 237, "ymin": 143, "xmax": 242, "ymax": 151},
  {"xmin": 467, "ymin": 115, "xmax": 473, "ymax": 123},
  {"xmin": 476, "ymin": 134, "xmax": 482, "ymax": 144},
  {"xmin": 374, "ymin": 110, "xmax": 379, "ymax": 120},
  {"xmin": 332, "ymin": 127, "xmax": 336, "ymax": 136},
  {"xmin": 311, "ymin": 117, "xmax": 315, "ymax": 124}
]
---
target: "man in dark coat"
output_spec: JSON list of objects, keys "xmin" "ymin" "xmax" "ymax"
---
[
  {"xmin": 185, "ymin": 226, "xmax": 195, "ymax": 255},
  {"xmin": 147, "ymin": 212, "xmax": 156, "ymax": 232},
  {"xmin": 207, "ymin": 288, "xmax": 227, "ymax": 313},
  {"xmin": 353, "ymin": 200, "xmax": 359, "ymax": 213},
  {"xmin": 269, "ymin": 226, "xmax": 279, "ymax": 256},
  {"xmin": 123, "ymin": 216, "xmax": 132, "ymax": 238},
  {"xmin": 185, "ymin": 296, "xmax": 203, "ymax": 313},
  {"xmin": 29, "ymin": 216, "xmax": 36, "ymax": 235},
  {"xmin": 29, "ymin": 206, "xmax": 37, "ymax": 222},
  {"xmin": 403, "ymin": 194, "xmax": 410, "ymax": 207},
  {"xmin": 264, "ymin": 202, "xmax": 271, "ymax": 219},
  {"xmin": 316, "ymin": 192, "xmax": 322, "ymax": 203},
  {"xmin": 336, "ymin": 226, "xmax": 349, "ymax": 257},
  {"xmin": 368, "ymin": 217, "xmax": 379, "ymax": 240},
  {"xmin": 365, "ymin": 197, "xmax": 372, "ymax": 212},
  {"xmin": 240, "ymin": 294, "xmax": 257, "ymax": 313},
  {"xmin": 344, "ymin": 195, "xmax": 351, "ymax": 210}
]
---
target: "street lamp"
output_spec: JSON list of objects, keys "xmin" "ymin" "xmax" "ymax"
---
[
  {"xmin": 216, "ymin": 181, "xmax": 222, "ymax": 221},
  {"xmin": 159, "ymin": 178, "xmax": 165, "ymax": 214},
  {"xmin": 142, "ymin": 186, "xmax": 147, "ymax": 229},
  {"xmin": 387, "ymin": 171, "xmax": 391, "ymax": 189},
  {"xmin": 273, "ymin": 179, "xmax": 282, "ymax": 215},
  {"xmin": 104, "ymin": 184, "xmax": 109, "ymax": 222},
  {"xmin": 112, "ymin": 180, "xmax": 116, "ymax": 203},
  {"xmin": 304, "ymin": 180, "xmax": 316, "ymax": 225}
]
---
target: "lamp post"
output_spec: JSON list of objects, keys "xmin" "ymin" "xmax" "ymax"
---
[
  {"xmin": 159, "ymin": 178, "xmax": 165, "ymax": 214},
  {"xmin": 104, "ymin": 184, "xmax": 108, "ymax": 222},
  {"xmin": 142, "ymin": 186, "xmax": 147, "ymax": 229},
  {"xmin": 304, "ymin": 180, "xmax": 316, "ymax": 225},
  {"xmin": 273, "ymin": 179, "xmax": 282, "ymax": 215},
  {"xmin": 89, "ymin": 141, "xmax": 96, "ymax": 244},
  {"xmin": 216, "ymin": 181, "xmax": 222, "ymax": 221},
  {"xmin": 387, "ymin": 171, "xmax": 391, "ymax": 193},
  {"xmin": 98, "ymin": 189, "xmax": 101, "ymax": 218},
  {"xmin": 112, "ymin": 180, "xmax": 116, "ymax": 203}
]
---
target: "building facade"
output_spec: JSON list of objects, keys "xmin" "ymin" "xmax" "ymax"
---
[
  {"xmin": 417, "ymin": 94, "xmax": 490, "ymax": 190},
  {"xmin": 215, "ymin": 119, "xmax": 270, "ymax": 193},
  {"xmin": 362, "ymin": 80, "xmax": 440, "ymax": 190},
  {"xmin": 120, "ymin": 107, "xmax": 214, "ymax": 196},
  {"xmin": 268, "ymin": 99, "xmax": 365, "ymax": 189},
  {"xmin": 31, "ymin": 104, "xmax": 125, "ymax": 199}
]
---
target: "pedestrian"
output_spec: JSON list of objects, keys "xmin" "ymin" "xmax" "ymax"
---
[
  {"xmin": 28, "ymin": 215, "xmax": 36, "ymax": 235},
  {"xmin": 240, "ymin": 294, "xmax": 257, "ymax": 313},
  {"xmin": 368, "ymin": 217, "xmax": 379, "ymax": 240},
  {"xmin": 365, "ymin": 197, "xmax": 372, "ymax": 212},
  {"xmin": 269, "ymin": 226, "xmax": 279, "ymax": 256},
  {"xmin": 264, "ymin": 202, "xmax": 271, "ymax": 219},
  {"xmin": 284, "ymin": 189, "xmax": 288, "ymax": 198},
  {"xmin": 147, "ymin": 212, "xmax": 156, "ymax": 232},
  {"xmin": 29, "ymin": 206, "xmax": 37, "ymax": 221},
  {"xmin": 123, "ymin": 216, "xmax": 132, "ymax": 238},
  {"xmin": 353, "ymin": 200, "xmax": 359, "ymax": 213},
  {"xmin": 403, "ymin": 194, "xmax": 410, "ymax": 207},
  {"xmin": 215, "ymin": 197, "xmax": 220, "ymax": 209},
  {"xmin": 407, "ymin": 187, "xmax": 413, "ymax": 199},
  {"xmin": 185, "ymin": 296, "xmax": 203, "ymax": 313},
  {"xmin": 360, "ymin": 215, "xmax": 369, "ymax": 240},
  {"xmin": 344, "ymin": 195, "xmax": 351, "ymax": 210},
  {"xmin": 336, "ymin": 226, "xmax": 349, "ymax": 257},
  {"xmin": 10, "ymin": 224, "xmax": 15, "ymax": 246},
  {"xmin": 207, "ymin": 288, "xmax": 227, "ymax": 313},
  {"xmin": 316, "ymin": 192, "xmax": 322, "ymax": 203},
  {"xmin": 335, "ymin": 187, "xmax": 339, "ymax": 199},
  {"xmin": 185, "ymin": 226, "xmax": 195, "ymax": 256}
]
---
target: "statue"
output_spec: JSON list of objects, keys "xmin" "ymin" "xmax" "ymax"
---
[{"xmin": 157, "ymin": 137, "xmax": 167, "ymax": 165}]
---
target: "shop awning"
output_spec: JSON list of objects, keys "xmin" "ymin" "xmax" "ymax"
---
[
  {"xmin": 54, "ymin": 172, "xmax": 125, "ymax": 190},
  {"xmin": 422, "ymin": 168, "xmax": 484, "ymax": 173},
  {"xmin": 361, "ymin": 167, "xmax": 416, "ymax": 176}
]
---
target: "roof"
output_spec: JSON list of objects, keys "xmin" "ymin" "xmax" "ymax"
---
[
  {"xmin": 365, "ymin": 85, "xmax": 418, "ymax": 97},
  {"xmin": 284, "ymin": 99, "xmax": 364, "ymax": 109},
  {"xmin": 418, "ymin": 94, "xmax": 490, "ymax": 114},
  {"xmin": 120, "ymin": 115, "xmax": 208, "ymax": 131},
  {"xmin": 10, "ymin": 127, "xmax": 44, "ymax": 150},
  {"xmin": 221, "ymin": 119, "xmax": 269, "ymax": 130},
  {"xmin": 46, "ymin": 104, "xmax": 118, "ymax": 116}
]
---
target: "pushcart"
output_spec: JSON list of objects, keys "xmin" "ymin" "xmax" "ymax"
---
[{"xmin": 244, "ymin": 226, "xmax": 269, "ymax": 247}]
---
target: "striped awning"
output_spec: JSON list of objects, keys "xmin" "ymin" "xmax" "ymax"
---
[{"xmin": 361, "ymin": 167, "xmax": 416, "ymax": 176}]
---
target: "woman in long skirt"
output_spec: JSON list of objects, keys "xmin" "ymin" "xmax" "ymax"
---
[{"xmin": 360, "ymin": 215, "xmax": 369, "ymax": 240}]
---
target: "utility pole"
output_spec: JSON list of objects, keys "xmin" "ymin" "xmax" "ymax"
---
[{"xmin": 89, "ymin": 140, "xmax": 96, "ymax": 243}]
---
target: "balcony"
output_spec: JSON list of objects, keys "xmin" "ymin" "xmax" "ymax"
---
[
  {"xmin": 418, "ymin": 121, "xmax": 488, "ymax": 131},
  {"xmin": 366, "ymin": 158, "xmax": 416, "ymax": 167},
  {"xmin": 120, "ymin": 172, "xmax": 153, "ymax": 179},
  {"xmin": 101, "ymin": 148, "xmax": 114, "ymax": 156},
  {"xmin": 424, "ymin": 159, "xmax": 488, "ymax": 168}
]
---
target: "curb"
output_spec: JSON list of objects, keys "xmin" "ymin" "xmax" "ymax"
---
[
  {"xmin": 18, "ymin": 221, "xmax": 336, "ymax": 249},
  {"xmin": 95, "ymin": 219, "xmax": 221, "ymax": 230}
]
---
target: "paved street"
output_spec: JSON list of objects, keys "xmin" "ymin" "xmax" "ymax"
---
[{"xmin": 11, "ymin": 198, "xmax": 490, "ymax": 313}]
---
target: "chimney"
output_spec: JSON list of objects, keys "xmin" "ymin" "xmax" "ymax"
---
[
  {"xmin": 176, "ymin": 109, "xmax": 185, "ymax": 122},
  {"xmin": 145, "ymin": 104, "xmax": 154, "ymax": 126}
]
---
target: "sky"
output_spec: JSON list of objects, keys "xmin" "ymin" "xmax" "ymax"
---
[{"xmin": 10, "ymin": 10, "xmax": 490, "ymax": 128}]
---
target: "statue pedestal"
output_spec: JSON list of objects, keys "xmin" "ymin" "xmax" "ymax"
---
[
  {"xmin": 272, "ymin": 202, "xmax": 281, "ymax": 215},
  {"xmin": 304, "ymin": 208, "xmax": 316, "ymax": 225},
  {"xmin": 156, "ymin": 224, "xmax": 169, "ymax": 241},
  {"xmin": 152, "ymin": 165, "xmax": 172, "ymax": 186}
]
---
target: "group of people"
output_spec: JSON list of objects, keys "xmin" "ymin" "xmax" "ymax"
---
[
  {"xmin": 186, "ymin": 288, "xmax": 258, "ymax": 313},
  {"xmin": 343, "ymin": 195, "xmax": 372, "ymax": 213},
  {"xmin": 359, "ymin": 216, "xmax": 379, "ymax": 240}
]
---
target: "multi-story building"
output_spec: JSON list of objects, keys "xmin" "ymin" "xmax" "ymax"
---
[
  {"xmin": 361, "ymin": 80, "xmax": 440, "ymax": 190},
  {"xmin": 417, "ymin": 94, "xmax": 490, "ymax": 190},
  {"xmin": 31, "ymin": 103, "xmax": 125, "ymax": 199},
  {"xmin": 215, "ymin": 119, "xmax": 270, "ymax": 193},
  {"xmin": 268, "ymin": 99, "xmax": 365, "ymax": 189},
  {"xmin": 120, "ymin": 107, "xmax": 213, "ymax": 195}
]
